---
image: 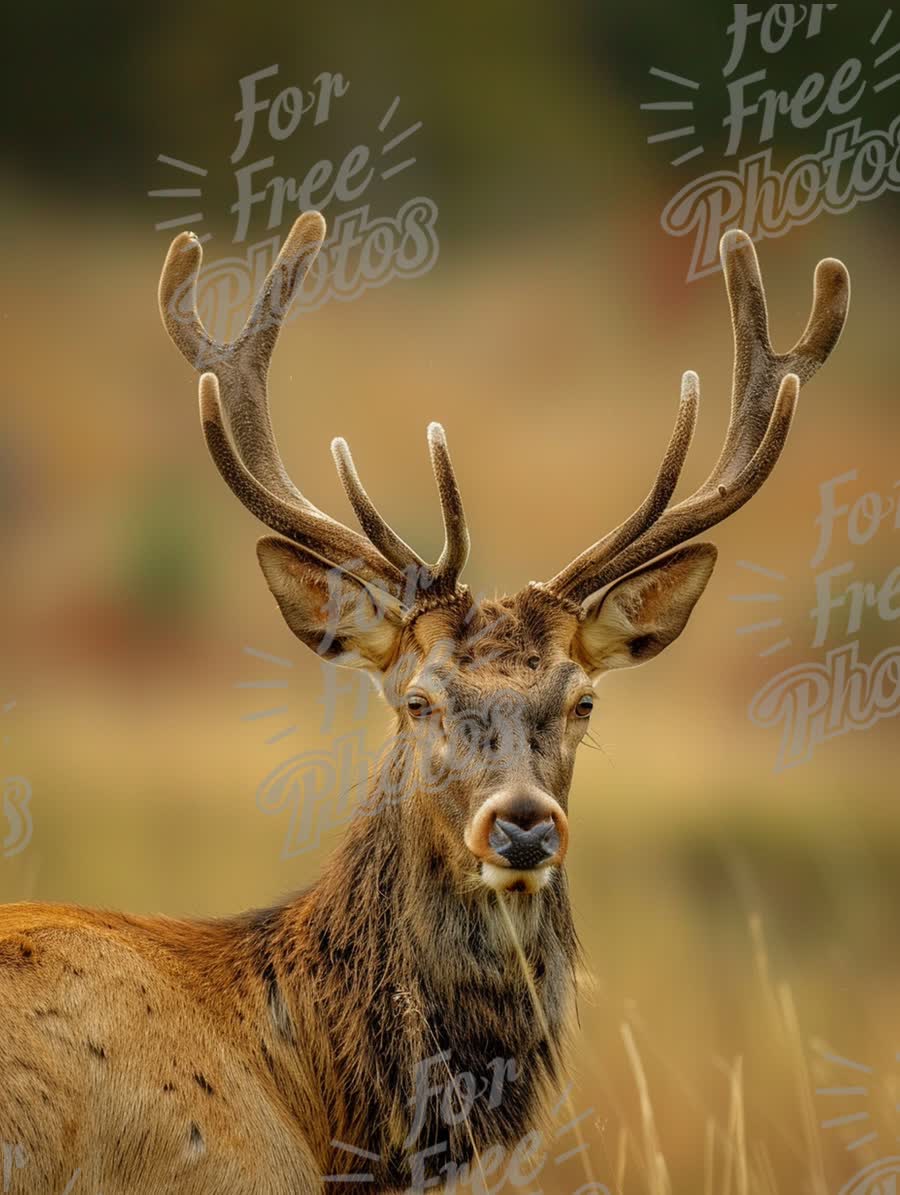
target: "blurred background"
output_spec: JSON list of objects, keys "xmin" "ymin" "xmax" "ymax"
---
[{"xmin": 2, "ymin": 3, "xmax": 899, "ymax": 1191}]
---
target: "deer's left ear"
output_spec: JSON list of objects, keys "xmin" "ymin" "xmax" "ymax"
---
[
  {"xmin": 572, "ymin": 543, "xmax": 717, "ymax": 674},
  {"xmin": 256, "ymin": 536, "xmax": 405, "ymax": 672}
]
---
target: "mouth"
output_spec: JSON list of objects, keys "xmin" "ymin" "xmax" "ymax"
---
[{"xmin": 479, "ymin": 860, "xmax": 555, "ymax": 894}]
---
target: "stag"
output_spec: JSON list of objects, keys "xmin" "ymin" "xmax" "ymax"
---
[{"xmin": 0, "ymin": 214, "xmax": 848, "ymax": 1193}]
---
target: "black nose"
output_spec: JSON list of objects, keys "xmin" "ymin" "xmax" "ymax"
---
[{"xmin": 488, "ymin": 818, "xmax": 560, "ymax": 870}]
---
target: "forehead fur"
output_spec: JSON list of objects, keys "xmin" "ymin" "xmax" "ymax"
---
[{"xmin": 402, "ymin": 585, "xmax": 579, "ymax": 674}]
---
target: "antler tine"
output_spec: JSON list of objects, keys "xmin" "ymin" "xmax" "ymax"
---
[
  {"xmin": 199, "ymin": 374, "xmax": 406, "ymax": 601},
  {"xmin": 161, "ymin": 214, "xmax": 472, "ymax": 606},
  {"xmin": 578, "ymin": 372, "xmax": 800, "ymax": 593},
  {"xmin": 330, "ymin": 426, "xmax": 469, "ymax": 591},
  {"xmin": 545, "ymin": 230, "xmax": 849, "ymax": 604},
  {"xmin": 159, "ymin": 212, "xmax": 326, "ymax": 508},
  {"xmin": 331, "ymin": 437, "xmax": 427, "ymax": 573},
  {"xmin": 427, "ymin": 422, "xmax": 470, "ymax": 588},
  {"xmin": 707, "ymin": 230, "xmax": 849, "ymax": 489},
  {"xmin": 542, "ymin": 371, "xmax": 699, "ymax": 601}
]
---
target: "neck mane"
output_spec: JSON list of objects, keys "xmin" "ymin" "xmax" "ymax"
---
[{"xmin": 221, "ymin": 752, "xmax": 579, "ymax": 1189}]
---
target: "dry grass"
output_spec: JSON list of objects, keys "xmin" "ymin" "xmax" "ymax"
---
[{"xmin": 3, "ymin": 212, "xmax": 899, "ymax": 1192}]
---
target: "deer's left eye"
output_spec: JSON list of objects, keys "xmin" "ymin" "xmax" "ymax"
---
[
  {"xmin": 573, "ymin": 695, "xmax": 594, "ymax": 719},
  {"xmin": 406, "ymin": 694, "xmax": 433, "ymax": 718}
]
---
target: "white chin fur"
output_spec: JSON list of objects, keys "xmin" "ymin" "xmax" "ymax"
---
[{"xmin": 480, "ymin": 862, "xmax": 553, "ymax": 894}]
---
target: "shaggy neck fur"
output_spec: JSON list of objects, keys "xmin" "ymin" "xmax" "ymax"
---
[{"xmin": 212, "ymin": 742, "xmax": 578, "ymax": 1192}]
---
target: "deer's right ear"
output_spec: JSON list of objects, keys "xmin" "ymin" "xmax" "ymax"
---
[
  {"xmin": 256, "ymin": 537, "xmax": 404, "ymax": 672},
  {"xmin": 572, "ymin": 543, "xmax": 717, "ymax": 675}
]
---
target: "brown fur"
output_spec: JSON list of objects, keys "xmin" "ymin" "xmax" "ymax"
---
[
  {"xmin": 0, "ymin": 216, "xmax": 837, "ymax": 1192},
  {"xmin": 0, "ymin": 591, "xmax": 586, "ymax": 1195}
]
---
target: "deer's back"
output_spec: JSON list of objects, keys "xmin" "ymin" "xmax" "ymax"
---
[{"xmin": 0, "ymin": 902, "xmax": 321, "ymax": 1195}]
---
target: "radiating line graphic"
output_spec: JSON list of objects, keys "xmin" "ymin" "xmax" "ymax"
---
[
  {"xmin": 822, "ymin": 1112, "xmax": 871, "ymax": 1129},
  {"xmin": 554, "ymin": 1142, "xmax": 590, "ymax": 1165},
  {"xmin": 847, "ymin": 1129, "xmax": 879, "ymax": 1150},
  {"xmin": 737, "ymin": 561, "xmax": 787, "ymax": 582},
  {"xmin": 1, "ymin": 699, "xmax": 15, "ymax": 750},
  {"xmin": 378, "ymin": 96, "xmax": 420, "ymax": 181},
  {"xmin": 381, "ymin": 159, "xmax": 416, "ymax": 180},
  {"xmin": 550, "ymin": 1100, "xmax": 595, "ymax": 1167},
  {"xmin": 874, "ymin": 71, "xmax": 900, "ymax": 92},
  {"xmin": 383, "ymin": 121, "xmax": 422, "ymax": 153},
  {"xmin": 243, "ymin": 646, "xmax": 294, "ymax": 669},
  {"xmin": 824, "ymin": 1053, "xmax": 874, "ymax": 1075},
  {"xmin": 149, "ymin": 154, "xmax": 212, "ymax": 239},
  {"xmin": 731, "ymin": 561, "xmax": 792, "ymax": 656},
  {"xmin": 671, "ymin": 145, "xmax": 705, "ymax": 167},
  {"xmin": 147, "ymin": 188, "xmax": 203, "ymax": 198},
  {"xmin": 551, "ymin": 1079, "xmax": 576, "ymax": 1117},
  {"xmin": 555, "ymin": 1108, "xmax": 593, "ymax": 1137},
  {"xmin": 319, "ymin": 1087, "xmax": 598, "ymax": 1182},
  {"xmin": 643, "ymin": 66, "xmax": 704, "ymax": 165},
  {"xmin": 324, "ymin": 1139, "xmax": 381, "ymax": 1183},
  {"xmin": 759, "ymin": 637, "xmax": 792, "ymax": 658},
  {"xmin": 871, "ymin": 9, "xmax": 893, "ymax": 44},
  {"xmin": 729, "ymin": 592, "xmax": 783, "ymax": 603},
  {"xmin": 378, "ymin": 96, "xmax": 401, "ymax": 132},
  {"xmin": 236, "ymin": 646, "xmax": 299, "ymax": 746},
  {"xmin": 648, "ymin": 66, "xmax": 700, "ymax": 90},
  {"xmin": 815, "ymin": 1048, "xmax": 889, "ymax": 1155},
  {"xmin": 647, "ymin": 126, "xmax": 696, "ymax": 144},
  {"xmin": 265, "ymin": 724, "xmax": 298, "ymax": 746},
  {"xmin": 873, "ymin": 11, "xmax": 900, "ymax": 93},
  {"xmin": 157, "ymin": 154, "xmax": 208, "ymax": 176},
  {"xmin": 640, "ymin": 101, "xmax": 694, "ymax": 111},
  {"xmin": 151, "ymin": 95, "xmax": 426, "ymax": 245},
  {"xmin": 154, "ymin": 212, "xmax": 205, "ymax": 230},
  {"xmin": 241, "ymin": 706, "xmax": 290, "ymax": 722},
  {"xmin": 736, "ymin": 618, "xmax": 783, "ymax": 635}
]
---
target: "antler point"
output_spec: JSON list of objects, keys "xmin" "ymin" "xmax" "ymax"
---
[
  {"xmin": 719, "ymin": 228, "xmax": 752, "ymax": 256},
  {"xmin": 295, "ymin": 210, "xmax": 326, "ymax": 239}
]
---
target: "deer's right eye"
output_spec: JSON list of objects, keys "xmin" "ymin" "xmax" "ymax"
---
[{"xmin": 406, "ymin": 694, "xmax": 432, "ymax": 718}]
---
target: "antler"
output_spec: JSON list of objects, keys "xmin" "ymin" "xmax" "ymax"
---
[
  {"xmin": 158, "ymin": 212, "xmax": 469, "ymax": 604},
  {"xmin": 544, "ymin": 230, "xmax": 850, "ymax": 605}
]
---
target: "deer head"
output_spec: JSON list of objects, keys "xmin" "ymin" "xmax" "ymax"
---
[{"xmin": 159, "ymin": 213, "xmax": 849, "ymax": 898}]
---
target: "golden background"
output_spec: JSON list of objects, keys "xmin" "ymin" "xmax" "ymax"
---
[{"xmin": 2, "ymin": 4, "xmax": 899, "ymax": 1191}]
